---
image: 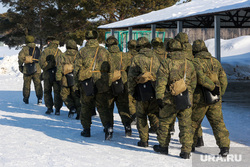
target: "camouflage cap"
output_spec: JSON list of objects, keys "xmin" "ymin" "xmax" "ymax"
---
[
  {"xmin": 128, "ymin": 39, "xmax": 137, "ymax": 50},
  {"xmin": 66, "ymin": 39, "xmax": 77, "ymax": 50},
  {"xmin": 136, "ymin": 37, "xmax": 151, "ymax": 49},
  {"xmin": 167, "ymin": 39, "xmax": 182, "ymax": 51},
  {"xmin": 192, "ymin": 39, "xmax": 208, "ymax": 53},
  {"xmin": 25, "ymin": 35, "xmax": 35, "ymax": 43},
  {"xmin": 175, "ymin": 32, "xmax": 189, "ymax": 44},
  {"xmin": 105, "ymin": 36, "xmax": 118, "ymax": 47},
  {"xmin": 85, "ymin": 30, "xmax": 98, "ymax": 40},
  {"xmin": 151, "ymin": 37, "xmax": 163, "ymax": 48}
]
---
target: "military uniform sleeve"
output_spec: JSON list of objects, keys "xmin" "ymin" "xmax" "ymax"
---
[
  {"xmin": 73, "ymin": 51, "xmax": 83, "ymax": 84},
  {"xmin": 193, "ymin": 59, "xmax": 215, "ymax": 91},
  {"xmin": 39, "ymin": 50, "xmax": 48, "ymax": 70},
  {"xmin": 56, "ymin": 54, "xmax": 64, "ymax": 81},
  {"xmin": 218, "ymin": 62, "xmax": 228, "ymax": 96},
  {"xmin": 155, "ymin": 60, "xmax": 169, "ymax": 100},
  {"xmin": 127, "ymin": 58, "xmax": 141, "ymax": 96},
  {"xmin": 18, "ymin": 48, "xmax": 26, "ymax": 72},
  {"xmin": 189, "ymin": 62, "xmax": 197, "ymax": 93}
]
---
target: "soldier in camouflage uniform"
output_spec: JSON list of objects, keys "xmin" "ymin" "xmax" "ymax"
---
[
  {"xmin": 74, "ymin": 30, "xmax": 114, "ymax": 140},
  {"xmin": 175, "ymin": 32, "xmax": 204, "ymax": 146},
  {"xmin": 192, "ymin": 39, "xmax": 230, "ymax": 157},
  {"xmin": 56, "ymin": 39, "xmax": 81, "ymax": 119},
  {"xmin": 39, "ymin": 40, "xmax": 63, "ymax": 115},
  {"xmin": 106, "ymin": 36, "xmax": 132, "ymax": 136},
  {"xmin": 18, "ymin": 35, "xmax": 43, "ymax": 104},
  {"xmin": 150, "ymin": 37, "xmax": 170, "ymax": 134},
  {"xmin": 153, "ymin": 38, "xmax": 197, "ymax": 159},
  {"xmin": 127, "ymin": 39, "xmax": 137, "ymax": 124},
  {"xmin": 128, "ymin": 37, "xmax": 160, "ymax": 147}
]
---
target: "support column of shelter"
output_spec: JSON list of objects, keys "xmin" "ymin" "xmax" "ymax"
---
[
  {"xmin": 177, "ymin": 21, "xmax": 183, "ymax": 33},
  {"xmin": 111, "ymin": 29, "xmax": 115, "ymax": 36},
  {"xmin": 214, "ymin": 15, "xmax": 221, "ymax": 62},
  {"xmin": 151, "ymin": 24, "xmax": 156, "ymax": 40},
  {"xmin": 128, "ymin": 27, "xmax": 133, "ymax": 41}
]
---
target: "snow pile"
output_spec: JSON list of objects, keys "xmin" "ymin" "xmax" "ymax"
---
[{"xmin": 205, "ymin": 36, "xmax": 250, "ymax": 80}]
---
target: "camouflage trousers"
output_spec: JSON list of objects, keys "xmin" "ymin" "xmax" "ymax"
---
[
  {"xmin": 108, "ymin": 87, "xmax": 131, "ymax": 126},
  {"xmin": 128, "ymin": 94, "xmax": 136, "ymax": 116},
  {"xmin": 60, "ymin": 86, "xmax": 81, "ymax": 114},
  {"xmin": 191, "ymin": 100, "xmax": 230, "ymax": 148},
  {"xmin": 23, "ymin": 73, "xmax": 43, "ymax": 99},
  {"xmin": 157, "ymin": 104, "xmax": 193, "ymax": 153},
  {"xmin": 136, "ymin": 99, "xmax": 159, "ymax": 142},
  {"xmin": 80, "ymin": 89, "xmax": 111, "ymax": 129},
  {"xmin": 43, "ymin": 77, "xmax": 63, "ymax": 110}
]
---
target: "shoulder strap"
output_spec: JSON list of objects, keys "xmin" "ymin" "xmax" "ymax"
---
[
  {"xmin": 184, "ymin": 59, "xmax": 187, "ymax": 81},
  {"xmin": 150, "ymin": 57, "xmax": 153, "ymax": 73},
  {"xmin": 90, "ymin": 47, "xmax": 99, "ymax": 71}
]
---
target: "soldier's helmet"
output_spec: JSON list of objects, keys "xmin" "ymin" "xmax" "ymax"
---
[
  {"xmin": 167, "ymin": 39, "xmax": 182, "ymax": 52},
  {"xmin": 25, "ymin": 35, "xmax": 35, "ymax": 43},
  {"xmin": 175, "ymin": 32, "xmax": 189, "ymax": 44},
  {"xmin": 85, "ymin": 30, "xmax": 98, "ymax": 40},
  {"xmin": 105, "ymin": 36, "xmax": 118, "ymax": 47},
  {"xmin": 128, "ymin": 39, "xmax": 137, "ymax": 50},
  {"xmin": 136, "ymin": 37, "xmax": 151, "ymax": 51},
  {"xmin": 192, "ymin": 39, "xmax": 208, "ymax": 53},
  {"xmin": 66, "ymin": 39, "xmax": 77, "ymax": 50},
  {"xmin": 151, "ymin": 37, "xmax": 163, "ymax": 48}
]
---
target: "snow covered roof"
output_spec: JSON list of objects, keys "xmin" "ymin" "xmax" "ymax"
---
[{"xmin": 98, "ymin": 0, "xmax": 250, "ymax": 29}]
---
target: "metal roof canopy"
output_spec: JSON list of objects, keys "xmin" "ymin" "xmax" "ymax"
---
[{"xmin": 98, "ymin": 1, "xmax": 250, "ymax": 61}]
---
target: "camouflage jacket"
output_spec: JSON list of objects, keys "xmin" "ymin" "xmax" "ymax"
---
[
  {"xmin": 108, "ymin": 45, "xmax": 130, "ymax": 84},
  {"xmin": 193, "ymin": 51, "xmax": 227, "ymax": 104},
  {"xmin": 74, "ymin": 39, "xmax": 113, "ymax": 93},
  {"xmin": 128, "ymin": 48, "xmax": 161, "ymax": 96},
  {"xmin": 18, "ymin": 43, "xmax": 41, "ymax": 74},
  {"xmin": 56, "ymin": 49, "xmax": 78, "ymax": 87},
  {"xmin": 153, "ymin": 47, "xmax": 168, "ymax": 62},
  {"xmin": 39, "ymin": 41, "xmax": 62, "ymax": 72},
  {"xmin": 155, "ymin": 51, "xmax": 197, "ymax": 104}
]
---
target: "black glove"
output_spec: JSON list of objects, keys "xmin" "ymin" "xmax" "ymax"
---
[
  {"xmin": 157, "ymin": 99, "xmax": 164, "ymax": 109},
  {"xmin": 211, "ymin": 86, "xmax": 220, "ymax": 96}
]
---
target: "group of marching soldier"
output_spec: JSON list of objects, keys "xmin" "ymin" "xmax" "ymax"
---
[{"xmin": 18, "ymin": 31, "xmax": 230, "ymax": 159}]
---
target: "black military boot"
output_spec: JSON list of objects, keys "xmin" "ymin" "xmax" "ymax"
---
[
  {"xmin": 81, "ymin": 128, "xmax": 91, "ymax": 137},
  {"xmin": 180, "ymin": 152, "xmax": 191, "ymax": 159},
  {"xmin": 124, "ymin": 124, "xmax": 132, "ymax": 137},
  {"xmin": 37, "ymin": 98, "xmax": 42, "ymax": 105},
  {"xmin": 105, "ymin": 125, "xmax": 113, "ymax": 140},
  {"xmin": 219, "ymin": 147, "xmax": 229, "ymax": 157},
  {"xmin": 196, "ymin": 136, "xmax": 204, "ymax": 147},
  {"xmin": 137, "ymin": 140, "xmax": 148, "ymax": 147},
  {"xmin": 23, "ymin": 98, "xmax": 29, "ymax": 104},
  {"xmin": 55, "ymin": 108, "xmax": 60, "ymax": 115},
  {"xmin": 191, "ymin": 147, "xmax": 195, "ymax": 152},
  {"xmin": 153, "ymin": 145, "xmax": 168, "ymax": 155},
  {"xmin": 68, "ymin": 108, "xmax": 76, "ymax": 118},
  {"xmin": 45, "ymin": 108, "xmax": 53, "ymax": 114}
]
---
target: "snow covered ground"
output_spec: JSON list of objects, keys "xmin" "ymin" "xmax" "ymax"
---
[{"xmin": 0, "ymin": 36, "xmax": 249, "ymax": 167}]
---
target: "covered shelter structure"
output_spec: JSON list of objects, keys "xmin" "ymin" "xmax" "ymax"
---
[{"xmin": 98, "ymin": 0, "xmax": 250, "ymax": 62}]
